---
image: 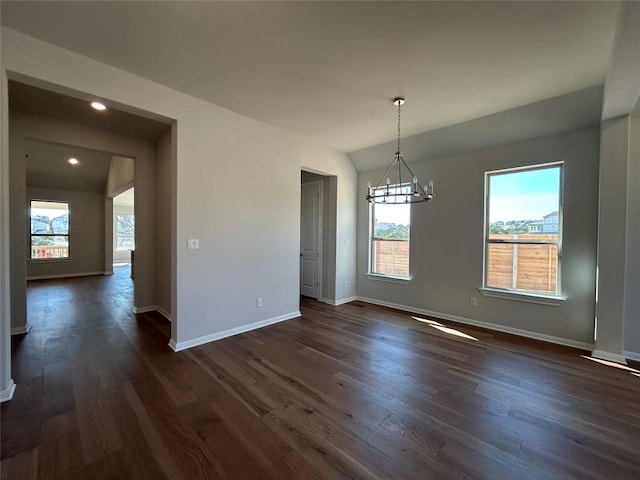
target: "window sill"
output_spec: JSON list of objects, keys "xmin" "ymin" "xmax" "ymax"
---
[
  {"xmin": 29, "ymin": 258, "xmax": 71, "ymax": 263},
  {"xmin": 366, "ymin": 273, "xmax": 411, "ymax": 285},
  {"xmin": 478, "ymin": 287, "xmax": 565, "ymax": 306}
]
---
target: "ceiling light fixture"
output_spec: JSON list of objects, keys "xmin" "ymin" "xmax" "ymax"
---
[
  {"xmin": 68, "ymin": 157, "xmax": 79, "ymax": 165},
  {"xmin": 91, "ymin": 101, "xmax": 107, "ymax": 111},
  {"xmin": 366, "ymin": 97, "xmax": 434, "ymax": 204}
]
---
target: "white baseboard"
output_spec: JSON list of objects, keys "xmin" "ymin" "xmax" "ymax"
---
[
  {"xmin": 131, "ymin": 305, "xmax": 155, "ymax": 314},
  {"xmin": 131, "ymin": 305, "xmax": 172, "ymax": 321},
  {"xmin": 319, "ymin": 296, "xmax": 357, "ymax": 306},
  {"xmin": 11, "ymin": 323, "xmax": 30, "ymax": 335},
  {"xmin": 356, "ymin": 296, "xmax": 594, "ymax": 351},
  {"xmin": 155, "ymin": 306, "xmax": 173, "ymax": 322},
  {"xmin": 592, "ymin": 350, "xmax": 628, "ymax": 364},
  {"xmin": 27, "ymin": 271, "xmax": 107, "ymax": 281},
  {"xmin": 623, "ymin": 350, "xmax": 640, "ymax": 362},
  {"xmin": 169, "ymin": 310, "xmax": 301, "ymax": 352},
  {"xmin": 0, "ymin": 379, "xmax": 16, "ymax": 403}
]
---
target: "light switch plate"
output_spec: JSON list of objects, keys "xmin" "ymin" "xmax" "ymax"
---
[{"xmin": 188, "ymin": 238, "xmax": 199, "ymax": 250}]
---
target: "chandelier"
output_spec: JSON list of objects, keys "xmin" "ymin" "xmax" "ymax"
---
[{"xmin": 366, "ymin": 97, "xmax": 434, "ymax": 204}]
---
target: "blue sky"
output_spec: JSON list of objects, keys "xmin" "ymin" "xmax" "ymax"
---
[{"xmin": 489, "ymin": 166, "xmax": 560, "ymax": 222}]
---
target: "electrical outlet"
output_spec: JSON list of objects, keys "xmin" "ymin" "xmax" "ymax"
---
[
  {"xmin": 187, "ymin": 238, "xmax": 199, "ymax": 250},
  {"xmin": 470, "ymin": 297, "xmax": 477, "ymax": 306},
  {"xmin": 256, "ymin": 298, "xmax": 263, "ymax": 308}
]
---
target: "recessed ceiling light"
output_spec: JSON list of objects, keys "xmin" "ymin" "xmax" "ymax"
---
[
  {"xmin": 91, "ymin": 101, "xmax": 107, "ymax": 111},
  {"xmin": 68, "ymin": 157, "xmax": 79, "ymax": 165}
]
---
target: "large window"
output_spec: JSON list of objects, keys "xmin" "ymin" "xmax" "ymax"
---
[
  {"xmin": 484, "ymin": 163, "xmax": 562, "ymax": 295},
  {"xmin": 369, "ymin": 185, "xmax": 411, "ymax": 278},
  {"xmin": 30, "ymin": 200, "xmax": 69, "ymax": 260},
  {"xmin": 116, "ymin": 214, "xmax": 135, "ymax": 251}
]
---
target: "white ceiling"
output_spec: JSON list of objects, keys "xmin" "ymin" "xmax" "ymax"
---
[{"xmin": 0, "ymin": 1, "xmax": 623, "ymax": 154}]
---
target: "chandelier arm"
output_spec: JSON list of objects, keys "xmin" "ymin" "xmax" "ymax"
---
[{"xmin": 370, "ymin": 159, "xmax": 397, "ymax": 194}]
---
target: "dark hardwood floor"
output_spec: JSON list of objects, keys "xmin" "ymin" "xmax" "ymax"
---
[{"xmin": 2, "ymin": 267, "xmax": 640, "ymax": 479}]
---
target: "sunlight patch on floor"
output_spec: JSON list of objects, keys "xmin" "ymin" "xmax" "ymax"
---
[
  {"xmin": 411, "ymin": 316, "xmax": 478, "ymax": 341},
  {"xmin": 581, "ymin": 355, "xmax": 640, "ymax": 379}
]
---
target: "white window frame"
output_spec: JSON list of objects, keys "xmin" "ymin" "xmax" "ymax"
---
[
  {"xmin": 368, "ymin": 184, "xmax": 411, "ymax": 282},
  {"xmin": 480, "ymin": 162, "xmax": 565, "ymax": 304}
]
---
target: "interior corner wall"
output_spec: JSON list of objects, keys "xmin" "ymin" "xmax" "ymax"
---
[
  {"xmin": 623, "ymin": 100, "xmax": 640, "ymax": 357},
  {"xmin": 1, "ymin": 27, "xmax": 357, "ymax": 349},
  {"xmin": 1, "ymin": 69, "xmax": 13, "ymax": 395},
  {"xmin": 105, "ymin": 197, "xmax": 113, "ymax": 274},
  {"xmin": 27, "ymin": 186, "xmax": 105, "ymax": 278},
  {"xmin": 8, "ymin": 109, "xmax": 27, "ymax": 330},
  {"xmin": 357, "ymin": 127, "xmax": 600, "ymax": 347},
  {"xmin": 156, "ymin": 130, "xmax": 172, "ymax": 318},
  {"xmin": 595, "ymin": 116, "xmax": 630, "ymax": 360}
]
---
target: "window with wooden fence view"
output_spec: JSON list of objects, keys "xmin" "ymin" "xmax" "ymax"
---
[
  {"xmin": 485, "ymin": 163, "xmax": 562, "ymax": 295},
  {"xmin": 370, "ymin": 186, "xmax": 410, "ymax": 278},
  {"xmin": 30, "ymin": 200, "xmax": 70, "ymax": 259}
]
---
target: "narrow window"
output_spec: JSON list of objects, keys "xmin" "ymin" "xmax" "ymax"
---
[
  {"xmin": 370, "ymin": 185, "xmax": 411, "ymax": 278},
  {"xmin": 484, "ymin": 163, "xmax": 562, "ymax": 295},
  {"xmin": 115, "ymin": 214, "xmax": 135, "ymax": 251},
  {"xmin": 30, "ymin": 200, "xmax": 70, "ymax": 259}
]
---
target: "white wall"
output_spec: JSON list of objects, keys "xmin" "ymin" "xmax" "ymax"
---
[
  {"xmin": 1, "ymin": 27, "xmax": 357, "ymax": 353},
  {"xmin": 156, "ymin": 130, "xmax": 173, "ymax": 318},
  {"xmin": 1, "ymin": 69, "xmax": 14, "ymax": 400},
  {"xmin": 357, "ymin": 127, "xmax": 600, "ymax": 348},
  {"xmin": 595, "ymin": 116, "xmax": 630, "ymax": 361},
  {"xmin": 27, "ymin": 187, "xmax": 105, "ymax": 278},
  {"xmin": 623, "ymin": 99, "xmax": 640, "ymax": 357}
]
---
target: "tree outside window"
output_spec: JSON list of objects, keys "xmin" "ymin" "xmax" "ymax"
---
[
  {"xmin": 116, "ymin": 214, "xmax": 135, "ymax": 251},
  {"xmin": 369, "ymin": 185, "xmax": 411, "ymax": 278}
]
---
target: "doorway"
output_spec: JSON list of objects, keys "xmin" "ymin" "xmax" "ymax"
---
[
  {"xmin": 300, "ymin": 180, "xmax": 322, "ymax": 299},
  {"xmin": 300, "ymin": 170, "xmax": 336, "ymax": 302},
  {"xmin": 113, "ymin": 187, "xmax": 135, "ymax": 278}
]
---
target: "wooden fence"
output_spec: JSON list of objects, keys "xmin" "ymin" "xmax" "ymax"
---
[{"xmin": 374, "ymin": 233, "xmax": 558, "ymax": 293}]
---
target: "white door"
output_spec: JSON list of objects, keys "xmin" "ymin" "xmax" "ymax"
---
[{"xmin": 300, "ymin": 181, "xmax": 322, "ymax": 298}]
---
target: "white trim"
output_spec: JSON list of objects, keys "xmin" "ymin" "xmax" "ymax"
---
[
  {"xmin": 592, "ymin": 349, "xmax": 628, "ymax": 365},
  {"xmin": 366, "ymin": 273, "xmax": 411, "ymax": 285},
  {"xmin": 357, "ymin": 296, "xmax": 593, "ymax": 351},
  {"xmin": 0, "ymin": 379, "xmax": 16, "ymax": 403},
  {"xmin": 27, "ymin": 271, "xmax": 107, "ymax": 281},
  {"xmin": 623, "ymin": 350, "xmax": 640, "ymax": 362},
  {"xmin": 478, "ymin": 287, "xmax": 566, "ymax": 306},
  {"xmin": 11, "ymin": 323, "xmax": 30, "ymax": 335},
  {"xmin": 131, "ymin": 305, "xmax": 156, "ymax": 314},
  {"xmin": 132, "ymin": 305, "xmax": 173, "ymax": 321},
  {"xmin": 169, "ymin": 311, "xmax": 301, "ymax": 352},
  {"xmin": 319, "ymin": 296, "xmax": 357, "ymax": 306},
  {"xmin": 155, "ymin": 306, "xmax": 173, "ymax": 322}
]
